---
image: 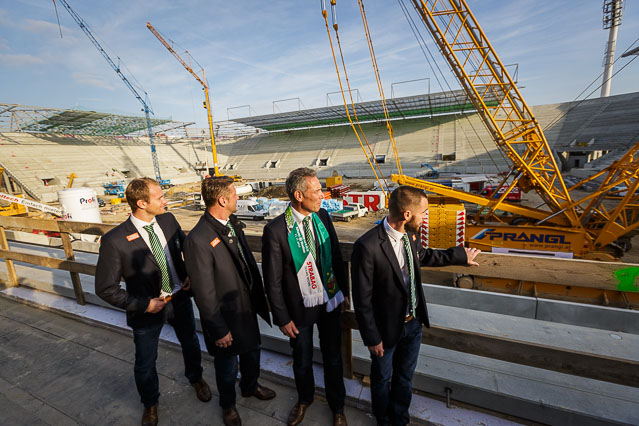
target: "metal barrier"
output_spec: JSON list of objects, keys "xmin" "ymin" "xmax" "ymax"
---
[{"xmin": 0, "ymin": 216, "xmax": 637, "ymax": 388}]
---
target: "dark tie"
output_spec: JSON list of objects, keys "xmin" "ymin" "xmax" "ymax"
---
[
  {"xmin": 143, "ymin": 224, "xmax": 173, "ymax": 294},
  {"xmin": 302, "ymin": 216, "xmax": 317, "ymax": 261},
  {"xmin": 226, "ymin": 222, "xmax": 253, "ymax": 287},
  {"xmin": 401, "ymin": 234, "xmax": 416, "ymax": 317}
]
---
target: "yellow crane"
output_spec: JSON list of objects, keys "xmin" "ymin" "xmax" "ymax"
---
[
  {"xmin": 146, "ymin": 22, "xmax": 221, "ymax": 177},
  {"xmin": 323, "ymin": 0, "xmax": 638, "ymax": 259}
]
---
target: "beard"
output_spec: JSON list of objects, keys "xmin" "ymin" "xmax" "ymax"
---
[{"xmin": 405, "ymin": 216, "xmax": 422, "ymax": 233}]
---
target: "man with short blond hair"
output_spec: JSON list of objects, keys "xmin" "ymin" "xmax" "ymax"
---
[
  {"xmin": 351, "ymin": 185, "xmax": 480, "ymax": 426},
  {"xmin": 96, "ymin": 177, "xmax": 211, "ymax": 426},
  {"xmin": 262, "ymin": 167, "xmax": 349, "ymax": 426},
  {"xmin": 185, "ymin": 176, "xmax": 274, "ymax": 426}
]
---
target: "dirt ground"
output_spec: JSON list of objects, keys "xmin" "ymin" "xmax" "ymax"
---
[{"xmin": 94, "ymin": 178, "xmax": 639, "ymax": 263}]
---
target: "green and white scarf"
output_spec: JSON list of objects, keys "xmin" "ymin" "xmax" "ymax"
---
[{"xmin": 285, "ymin": 205, "xmax": 343, "ymax": 312}]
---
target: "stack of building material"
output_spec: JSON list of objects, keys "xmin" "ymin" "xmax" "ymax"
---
[{"xmin": 329, "ymin": 184, "xmax": 350, "ymax": 198}]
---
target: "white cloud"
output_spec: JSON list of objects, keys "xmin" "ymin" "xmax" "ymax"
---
[
  {"xmin": 71, "ymin": 71, "xmax": 119, "ymax": 91},
  {"xmin": 0, "ymin": 53, "xmax": 43, "ymax": 66}
]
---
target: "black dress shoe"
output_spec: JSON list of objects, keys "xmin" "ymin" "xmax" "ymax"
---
[
  {"xmin": 242, "ymin": 384, "xmax": 276, "ymax": 400},
  {"xmin": 192, "ymin": 378, "xmax": 212, "ymax": 402},
  {"xmin": 287, "ymin": 403, "xmax": 310, "ymax": 426},
  {"xmin": 223, "ymin": 406, "xmax": 242, "ymax": 426},
  {"xmin": 141, "ymin": 404, "xmax": 158, "ymax": 426}
]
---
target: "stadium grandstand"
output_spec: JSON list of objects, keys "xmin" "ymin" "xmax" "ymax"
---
[{"xmin": 1, "ymin": 90, "xmax": 637, "ymax": 201}]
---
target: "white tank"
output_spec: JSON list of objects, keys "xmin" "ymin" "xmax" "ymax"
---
[{"xmin": 57, "ymin": 187, "xmax": 102, "ymax": 223}]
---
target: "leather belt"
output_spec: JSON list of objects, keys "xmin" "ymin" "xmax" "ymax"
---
[{"xmin": 404, "ymin": 314, "xmax": 414, "ymax": 323}]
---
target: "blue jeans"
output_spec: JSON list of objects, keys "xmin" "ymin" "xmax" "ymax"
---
[
  {"xmin": 370, "ymin": 318, "xmax": 422, "ymax": 426},
  {"xmin": 290, "ymin": 308, "xmax": 345, "ymax": 413},
  {"xmin": 213, "ymin": 347, "xmax": 261, "ymax": 409},
  {"xmin": 132, "ymin": 295, "xmax": 203, "ymax": 408}
]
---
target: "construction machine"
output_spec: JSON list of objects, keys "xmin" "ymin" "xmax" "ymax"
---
[{"xmin": 322, "ymin": 0, "xmax": 639, "ymax": 306}]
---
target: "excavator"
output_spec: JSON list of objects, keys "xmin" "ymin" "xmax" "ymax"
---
[{"xmin": 322, "ymin": 0, "xmax": 639, "ymax": 306}]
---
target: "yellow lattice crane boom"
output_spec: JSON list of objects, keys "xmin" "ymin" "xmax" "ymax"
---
[
  {"xmin": 146, "ymin": 22, "xmax": 220, "ymax": 177},
  {"xmin": 400, "ymin": 0, "xmax": 581, "ymax": 228}
]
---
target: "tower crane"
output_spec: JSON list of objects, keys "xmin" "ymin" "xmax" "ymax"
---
[
  {"xmin": 146, "ymin": 22, "xmax": 220, "ymax": 177},
  {"xmin": 53, "ymin": 0, "xmax": 167, "ymax": 185}
]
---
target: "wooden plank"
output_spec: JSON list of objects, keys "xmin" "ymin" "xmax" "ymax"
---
[
  {"xmin": 0, "ymin": 227, "xmax": 18, "ymax": 287},
  {"xmin": 341, "ymin": 326, "xmax": 353, "ymax": 379},
  {"xmin": 342, "ymin": 311, "xmax": 638, "ymax": 387},
  {"xmin": 0, "ymin": 248, "xmax": 96, "ymax": 276},
  {"xmin": 57, "ymin": 221, "xmax": 115, "ymax": 235},
  {"xmin": 60, "ymin": 232, "xmax": 86, "ymax": 305},
  {"xmin": 0, "ymin": 216, "xmax": 61, "ymax": 232},
  {"xmin": 0, "ymin": 217, "xmax": 115, "ymax": 235},
  {"xmin": 422, "ymin": 252, "xmax": 638, "ymax": 292}
]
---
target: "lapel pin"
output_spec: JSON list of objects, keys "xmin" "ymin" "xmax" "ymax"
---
[
  {"xmin": 210, "ymin": 237, "xmax": 221, "ymax": 247},
  {"xmin": 126, "ymin": 232, "xmax": 140, "ymax": 242}
]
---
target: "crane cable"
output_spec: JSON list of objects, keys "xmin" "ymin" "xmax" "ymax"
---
[
  {"xmin": 322, "ymin": 2, "xmax": 391, "ymax": 199},
  {"xmin": 331, "ymin": 13, "xmax": 391, "ymax": 193},
  {"xmin": 357, "ymin": 0, "xmax": 403, "ymax": 176}
]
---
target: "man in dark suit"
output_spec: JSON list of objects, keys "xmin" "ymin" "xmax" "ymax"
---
[
  {"xmin": 96, "ymin": 177, "xmax": 211, "ymax": 426},
  {"xmin": 184, "ymin": 176, "xmax": 275, "ymax": 426},
  {"xmin": 351, "ymin": 185, "xmax": 480, "ymax": 426},
  {"xmin": 262, "ymin": 168, "xmax": 349, "ymax": 426}
]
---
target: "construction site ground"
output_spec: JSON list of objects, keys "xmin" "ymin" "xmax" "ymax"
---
[{"xmin": 97, "ymin": 178, "xmax": 639, "ymax": 263}]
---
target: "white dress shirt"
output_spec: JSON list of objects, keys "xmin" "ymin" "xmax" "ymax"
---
[
  {"xmin": 130, "ymin": 214, "xmax": 181, "ymax": 294},
  {"xmin": 383, "ymin": 217, "xmax": 411, "ymax": 287},
  {"xmin": 291, "ymin": 205, "xmax": 315, "ymax": 244}
]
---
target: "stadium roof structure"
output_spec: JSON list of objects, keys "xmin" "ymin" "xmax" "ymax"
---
[
  {"xmin": 230, "ymin": 89, "xmax": 497, "ymax": 132},
  {"xmin": 0, "ymin": 103, "xmax": 193, "ymax": 136}
]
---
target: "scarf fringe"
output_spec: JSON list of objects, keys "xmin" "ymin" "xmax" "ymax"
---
[
  {"xmin": 302, "ymin": 292, "xmax": 326, "ymax": 308},
  {"xmin": 325, "ymin": 290, "xmax": 344, "ymax": 312}
]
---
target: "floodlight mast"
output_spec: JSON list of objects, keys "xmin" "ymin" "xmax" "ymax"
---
[
  {"xmin": 54, "ymin": 0, "xmax": 164, "ymax": 183},
  {"xmin": 146, "ymin": 22, "xmax": 220, "ymax": 177}
]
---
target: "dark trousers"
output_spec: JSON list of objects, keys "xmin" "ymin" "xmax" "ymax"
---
[
  {"xmin": 132, "ymin": 295, "xmax": 203, "ymax": 408},
  {"xmin": 370, "ymin": 318, "xmax": 422, "ymax": 426},
  {"xmin": 290, "ymin": 308, "xmax": 345, "ymax": 413},
  {"xmin": 213, "ymin": 346, "xmax": 261, "ymax": 409}
]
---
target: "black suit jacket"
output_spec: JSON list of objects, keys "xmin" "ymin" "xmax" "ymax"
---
[
  {"xmin": 351, "ymin": 222, "xmax": 467, "ymax": 348},
  {"xmin": 184, "ymin": 212, "xmax": 271, "ymax": 356},
  {"xmin": 262, "ymin": 208, "xmax": 348, "ymax": 327},
  {"xmin": 95, "ymin": 213, "xmax": 188, "ymax": 329}
]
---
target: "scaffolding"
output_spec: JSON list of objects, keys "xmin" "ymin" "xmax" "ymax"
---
[{"xmin": 0, "ymin": 103, "xmax": 192, "ymax": 136}]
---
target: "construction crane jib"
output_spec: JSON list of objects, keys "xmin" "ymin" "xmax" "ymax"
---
[
  {"xmin": 405, "ymin": 0, "xmax": 581, "ymax": 229},
  {"xmin": 146, "ymin": 22, "xmax": 220, "ymax": 177},
  {"xmin": 54, "ymin": 0, "xmax": 164, "ymax": 183}
]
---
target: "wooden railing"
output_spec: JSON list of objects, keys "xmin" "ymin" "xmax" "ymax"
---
[{"xmin": 0, "ymin": 216, "xmax": 637, "ymax": 388}]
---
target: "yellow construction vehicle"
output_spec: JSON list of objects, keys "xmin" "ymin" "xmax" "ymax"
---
[
  {"xmin": 322, "ymin": 0, "xmax": 639, "ymax": 306},
  {"xmin": 390, "ymin": 0, "xmax": 638, "ymax": 260}
]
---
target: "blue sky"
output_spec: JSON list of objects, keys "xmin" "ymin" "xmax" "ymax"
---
[{"xmin": 1, "ymin": 0, "xmax": 638, "ymax": 128}]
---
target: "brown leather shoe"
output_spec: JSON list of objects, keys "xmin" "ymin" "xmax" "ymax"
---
[
  {"xmin": 287, "ymin": 403, "xmax": 310, "ymax": 426},
  {"xmin": 222, "ymin": 406, "xmax": 242, "ymax": 426},
  {"xmin": 192, "ymin": 378, "xmax": 212, "ymax": 402},
  {"xmin": 242, "ymin": 384, "xmax": 276, "ymax": 400},
  {"xmin": 334, "ymin": 412, "xmax": 348, "ymax": 426},
  {"xmin": 141, "ymin": 404, "xmax": 158, "ymax": 426}
]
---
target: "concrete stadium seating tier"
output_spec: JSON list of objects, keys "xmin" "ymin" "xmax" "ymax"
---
[
  {"xmin": 0, "ymin": 132, "xmax": 227, "ymax": 201},
  {"xmin": 219, "ymin": 92, "xmax": 638, "ymax": 180},
  {"xmin": 1, "ymin": 92, "xmax": 637, "ymax": 200}
]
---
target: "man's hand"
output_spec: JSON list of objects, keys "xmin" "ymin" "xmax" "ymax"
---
[
  {"xmin": 215, "ymin": 332, "xmax": 233, "ymax": 349},
  {"xmin": 279, "ymin": 321, "xmax": 299, "ymax": 338},
  {"xmin": 368, "ymin": 341, "xmax": 384, "ymax": 357},
  {"xmin": 145, "ymin": 297, "xmax": 167, "ymax": 313},
  {"xmin": 181, "ymin": 276, "xmax": 191, "ymax": 291},
  {"xmin": 464, "ymin": 247, "xmax": 481, "ymax": 266}
]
